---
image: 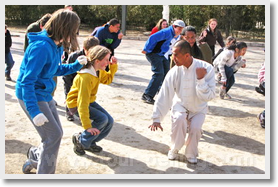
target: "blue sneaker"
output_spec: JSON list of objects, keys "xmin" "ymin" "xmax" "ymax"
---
[{"xmin": 22, "ymin": 159, "xmax": 34, "ymax": 174}]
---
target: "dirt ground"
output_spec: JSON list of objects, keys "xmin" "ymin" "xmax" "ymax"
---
[{"xmin": 4, "ymin": 28, "xmax": 266, "ymax": 177}]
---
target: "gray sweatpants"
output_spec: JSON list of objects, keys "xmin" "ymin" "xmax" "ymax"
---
[{"xmin": 18, "ymin": 99, "xmax": 63, "ymax": 174}]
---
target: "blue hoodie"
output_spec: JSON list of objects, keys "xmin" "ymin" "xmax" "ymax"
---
[
  {"xmin": 143, "ymin": 25, "xmax": 176, "ymax": 56},
  {"xmin": 16, "ymin": 29, "xmax": 83, "ymax": 119},
  {"xmin": 94, "ymin": 24, "xmax": 122, "ymax": 51}
]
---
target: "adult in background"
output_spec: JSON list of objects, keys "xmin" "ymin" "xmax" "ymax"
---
[
  {"xmin": 199, "ymin": 18, "xmax": 225, "ymax": 56},
  {"xmin": 150, "ymin": 18, "xmax": 168, "ymax": 35},
  {"xmin": 16, "ymin": 9, "xmax": 86, "ymax": 174},
  {"xmin": 141, "ymin": 20, "xmax": 185, "ymax": 104},
  {"xmin": 92, "ymin": 18, "xmax": 123, "ymax": 71},
  {"xmin": 5, "ymin": 24, "xmax": 15, "ymax": 81},
  {"xmin": 149, "ymin": 40, "xmax": 215, "ymax": 164},
  {"xmin": 170, "ymin": 25, "xmax": 211, "ymax": 68},
  {"xmin": 23, "ymin": 13, "xmax": 52, "ymax": 52}
]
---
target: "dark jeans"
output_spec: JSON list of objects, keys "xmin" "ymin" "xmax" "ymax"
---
[
  {"xmin": 144, "ymin": 53, "xmax": 170, "ymax": 98},
  {"xmin": 224, "ymin": 65, "xmax": 235, "ymax": 93},
  {"xmin": 5, "ymin": 52, "xmax": 14, "ymax": 77},
  {"xmin": 79, "ymin": 102, "xmax": 114, "ymax": 149}
]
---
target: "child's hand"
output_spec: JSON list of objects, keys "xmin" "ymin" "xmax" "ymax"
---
[
  {"xmin": 86, "ymin": 128, "xmax": 100, "ymax": 136},
  {"xmin": 110, "ymin": 56, "xmax": 118, "ymax": 64}
]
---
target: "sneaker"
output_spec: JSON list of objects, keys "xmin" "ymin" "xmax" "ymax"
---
[
  {"xmin": 168, "ymin": 150, "xmax": 178, "ymax": 160},
  {"xmin": 141, "ymin": 93, "xmax": 155, "ymax": 105},
  {"xmin": 26, "ymin": 146, "xmax": 37, "ymax": 159},
  {"xmin": 187, "ymin": 157, "xmax": 197, "ymax": 164},
  {"xmin": 72, "ymin": 133, "xmax": 85, "ymax": 156},
  {"xmin": 219, "ymin": 87, "xmax": 226, "ymax": 99},
  {"xmin": 22, "ymin": 159, "xmax": 34, "ymax": 174},
  {"xmin": 66, "ymin": 112, "xmax": 74, "ymax": 121},
  {"xmin": 257, "ymin": 111, "xmax": 265, "ymax": 128},
  {"xmin": 224, "ymin": 93, "xmax": 232, "ymax": 99},
  {"xmin": 6, "ymin": 75, "xmax": 12, "ymax": 81},
  {"xmin": 85, "ymin": 144, "xmax": 103, "ymax": 153}
]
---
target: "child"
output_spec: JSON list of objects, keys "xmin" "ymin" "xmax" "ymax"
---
[
  {"xmin": 213, "ymin": 42, "xmax": 248, "ymax": 99},
  {"xmin": 66, "ymin": 45, "xmax": 118, "ymax": 155},
  {"xmin": 63, "ymin": 36, "xmax": 100, "ymax": 121},
  {"xmin": 16, "ymin": 9, "xmax": 85, "ymax": 174}
]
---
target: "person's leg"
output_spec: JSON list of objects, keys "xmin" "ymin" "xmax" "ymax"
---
[
  {"xmin": 185, "ymin": 112, "xmax": 205, "ymax": 160},
  {"xmin": 224, "ymin": 65, "xmax": 235, "ymax": 93},
  {"xmin": 19, "ymin": 99, "xmax": 63, "ymax": 174},
  {"xmin": 144, "ymin": 53, "xmax": 165, "ymax": 98},
  {"xmin": 170, "ymin": 110, "xmax": 188, "ymax": 153},
  {"xmin": 79, "ymin": 102, "xmax": 113, "ymax": 149},
  {"xmin": 5, "ymin": 52, "xmax": 15, "ymax": 80}
]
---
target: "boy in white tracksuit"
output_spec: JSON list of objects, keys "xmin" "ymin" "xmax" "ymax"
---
[{"xmin": 149, "ymin": 40, "xmax": 215, "ymax": 164}]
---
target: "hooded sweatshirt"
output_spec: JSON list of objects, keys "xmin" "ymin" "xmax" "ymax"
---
[
  {"xmin": 16, "ymin": 29, "xmax": 83, "ymax": 119},
  {"xmin": 94, "ymin": 24, "xmax": 122, "ymax": 51}
]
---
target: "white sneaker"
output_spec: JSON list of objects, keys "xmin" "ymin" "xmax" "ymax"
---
[
  {"xmin": 187, "ymin": 157, "xmax": 197, "ymax": 164},
  {"xmin": 168, "ymin": 150, "xmax": 178, "ymax": 160}
]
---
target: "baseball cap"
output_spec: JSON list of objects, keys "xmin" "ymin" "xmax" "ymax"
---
[{"xmin": 173, "ymin": 20, "xmax": 186, "ymax": 28}]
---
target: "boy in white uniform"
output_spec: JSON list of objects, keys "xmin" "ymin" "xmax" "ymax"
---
[{"xmin": 149, "ymin": 40, "xmax": 215, "ymax": 164}]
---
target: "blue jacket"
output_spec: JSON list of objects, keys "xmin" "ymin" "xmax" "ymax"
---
[
  {"xmin": 94, "ymin": 24, "xmax": 122, "ymax": 51},
  {"xmin": 16, "ymin": 29, "xmax": 83, "ymax": 119},
  {"xmin": 143, "ymin": 26, "xmax": 176, "ymax": 56}
]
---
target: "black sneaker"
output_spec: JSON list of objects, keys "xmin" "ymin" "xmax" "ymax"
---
[
  {"xmin": 141, "ymin": 93, "xmax": 155, "ymax": 105},
  {"xmin": 72, "ymin": 133, "xmax": 85, "ymax": 155},
  {"xmin": 85, "ymin": 144, "xmax": 103, "ymax": 153},
  {"xmin": 6, "ymin": 75, "xmax": 12, "ymax": 81},
  {"xmin": 66, "ymin": 112, "xmax": 74, "ymax": 121}
]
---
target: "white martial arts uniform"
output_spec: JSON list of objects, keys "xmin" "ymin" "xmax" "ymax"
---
[{"xmin": 152, "ymin": 58, "xmax": 216, "ymax": 158}]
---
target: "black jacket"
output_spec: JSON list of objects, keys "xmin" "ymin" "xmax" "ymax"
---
[
  {"xmin": 199, "ymin": 27, "xmax": 225, "ymax": 48},
  {"xmin": 62, "ymin": 50, "xmax": 85, "ymax": 96},
  {"xmin": 5, "ymin": 30, "xmax": 12, "ymax": 54}
]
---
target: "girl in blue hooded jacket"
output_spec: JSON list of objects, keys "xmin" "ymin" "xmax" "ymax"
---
[{"xmin": 16, "ymin": 9, "xmax": 87, "ymax": 174}]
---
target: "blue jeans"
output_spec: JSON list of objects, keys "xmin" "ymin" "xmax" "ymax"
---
[
  {"xmin": 224, "ymin": 65, "xmax": 235, "ymax": 93},
  {"xmin": 144, "ymin": 53, "xmax": 170, "ymax": 98},
  {"xmin": 5, "ymin": 52, "xmax": 14, "ymax": 77},
  {"xmin": 79, "ymin": 102, "xmax": 114, "ymax": 149}
]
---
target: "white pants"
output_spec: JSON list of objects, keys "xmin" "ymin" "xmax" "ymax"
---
[{"xmin": 170, "ymin": 110, "xmax": 205, "ymax": 158}]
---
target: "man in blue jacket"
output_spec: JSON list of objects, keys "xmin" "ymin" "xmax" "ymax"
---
[
  {"xmin": 92, "ymin": 18, "xmax": 123, "ymax": 71},
  {"xmin": 142, "ymin": 20, "xmax": 185, "ymax": 104}
]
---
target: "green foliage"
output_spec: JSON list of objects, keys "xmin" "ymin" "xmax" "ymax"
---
[{"xmin": 5, "ymin": 5, "xmax": 265, "ymax": 36}]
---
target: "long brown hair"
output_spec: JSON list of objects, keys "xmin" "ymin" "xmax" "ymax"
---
[{"xmin": 44, "ymin": 9, "xmax": 80, "ymax": 53}]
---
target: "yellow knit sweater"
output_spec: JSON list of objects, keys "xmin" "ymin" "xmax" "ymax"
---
[{"xmin": 66, "ymin": 64, "xmax": 118, "ymax": 129}]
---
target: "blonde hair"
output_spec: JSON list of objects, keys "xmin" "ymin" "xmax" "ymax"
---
[
  {"xmin": 44, "ymin": 9, "xmax": 80, "ymax": 53},
  {"xmin": 83, "ymin": 45, "xmax": 111, "ymax": 69}
]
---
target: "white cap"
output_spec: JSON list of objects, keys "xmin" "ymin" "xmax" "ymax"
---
[{"xmin": 173, "ymin": 20, "xmax": 185, "ymax": 28}]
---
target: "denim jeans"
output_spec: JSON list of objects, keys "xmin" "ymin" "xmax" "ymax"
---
[
  {"xmin": 5, "ymin": 52, "xmax": 14, "ymax": 77},
  {"xmin": 79, "ymin": 101, "xmax": 114, "ymax": 149},
  {"xmin": 144, "ymin": 53, "xmax": 170, "ymax": 98},
  {"xmin": 224, "ymin": 65, "xmax": 235, "ymax": 93}
]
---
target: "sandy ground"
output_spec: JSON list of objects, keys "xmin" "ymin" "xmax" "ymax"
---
[{"xmin": 4, "ymin": 29, "xmax": 266, "ymax": 177}]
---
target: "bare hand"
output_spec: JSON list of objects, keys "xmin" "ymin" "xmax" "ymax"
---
[
  {"xmin": 148, "ymin": 122, "xmax": 163, "ymax": 131},
  {"xmin": 241, "ymin": 64, "xmax": 246, "ymax": 68},
  {"xmin": 196, "ymin": 67, "xmax": 207, "ymax": 80},
  {"xmin": 202, "ymin": 30, "xmax": 207, "ymax": 37},
  {"xmin": 118, "ymin": 32, "xmax": 124, "ymax": 39},
  {"xmin": 110, "ymin": 56, "xmax": 118, "ymax": 64},
  {"xmin": 142, "ymin": 50, "xmax": 146, "ymax": 54},
  {"xmin": 86, "ymin": 128, "xmax": 100, "ymax": 136}
]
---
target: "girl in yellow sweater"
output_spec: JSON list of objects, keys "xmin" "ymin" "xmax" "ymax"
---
[{"xmin": 67, "ymin": 45, "xmax": 118, "ymax": 155}]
